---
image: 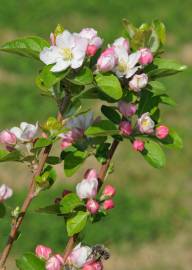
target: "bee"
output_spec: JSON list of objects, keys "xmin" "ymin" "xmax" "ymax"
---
[{"xmin": 90, "ymin": 244, "xmax": 110, "ymax": 261}]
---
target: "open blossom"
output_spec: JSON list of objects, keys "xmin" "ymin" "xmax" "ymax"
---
[
  {"xmin": 138, "ymin": 113, "xmax": 155, "ymax": 134},
  {"xmin": 79, "ymin": 28, "xmax": 103, "ymax": 56},
  {"xmin": 40, "ymin": 30, "xmax": 88, "ymax": 72},
  {"xmin": 118, "ymin": 101, "xmax": 137, "ymax": 117},
  {"xmin": 0, "ymin": 130, "xmax": 17, "ymax": 145},
  {"xmin": 83, "ymin": 261, "xmax": 103, "ymax": 270},
  {"xmin": 113, "ymin": 37, "xmax": 129, "ymax": 52},
  {"xmin": 132, "ymin": 139, "xmax": 145, "ymax": 152},
  {"xmin": 10, "ymin": 122, "xmax": 38, "ymax": 142},
  {"xmin": 155, "ymin": 125, "xmax": 169, "ymax": 139},
  {"xmin": 103, "ymin": 185, "xmax": 116, "ymax": 197},
  {"xmin": 139, "ymin": 48, "xmax": 153, "ymax": 65},
  {"xmin": 35, "ymin": 245, "xmax": 52, "ymax": 260},
  {"xmin": 46, "ymin": 254, "xmax": 64, "ymax": 270},
  {"xmin": 103, "ymin": 199, "xmax": 115, "ymax": 210},
  {"xmin": 0, "ymin": 184, "xmax": 13, "ymax": 201},
  {"xmin": 76, "ymin": 177, "xmax": 98, "ymax": 199},
  {"xmin": 129, "ymin": 73, "xmax": 148, "ymax": 92},
  {"xmin": 114, "ymin": 47, "xmax": 141, "ymax": 78},
  {"xmin": 119, "ymin": 121, "xmax": 132, "ymax": 136},
  {"xmin": 97, "ymin": 47, "xmax": 117, "ymax": 72},
  {"xmin": 86, "ymin": 199, "xmax": 100, "ymax": 214},
  {"xmin": 68, "ymin": 243, "xmax": 92, "ymax": 268}
]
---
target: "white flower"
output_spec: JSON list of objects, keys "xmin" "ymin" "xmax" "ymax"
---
[
  {"xmin": 129, "ymin": 73, "xmax": 148, "ymax": 92},
  {"xmin": 67, "ymin": 112, "xmax": 95, "ymax": 131},
  {"xmin": 114, "ymin": 47, "xmax": 141, "ymax": 78},
  {"xmin": 10, "ymin": 122, "xmax": 38, "ymax": 142},
  {"xmin": 138, "ymin": 112, "xmax": 155, "ymax": 134},
  {"xmin": 0, "ymin": 184, "xmax": 13, "ymax": 201},
  {"xmin": 68, "ymin": 243, "xmax": 92, "ymax": 268},
  {"xmin": 40, "ymin": 30, "xmax": 88, "ymax": 73},
  {"xmin": 76, "ymin": 177, "xmax": 98, "ymax": 199},
  {"xmin": 79, "ymin": 28, "xmax": 103, "ymax": 49}
]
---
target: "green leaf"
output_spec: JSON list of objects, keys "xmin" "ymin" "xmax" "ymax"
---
[
  {"xmin": 66, "ymin": 211, "xmax": 89, "ymax": 236},
  {"xmin": 34, "ymin": 138, "xmax": 52, "ymax": 149},
  {"xmin": 64, "ymin": 150, "xmax": 87, "ymax": 177},
  {"xmin": 36, "ymin": 165, "xmax": 56, "ymax": 190},
  {"xmin": 0, "ymin": 203, "xmax": 6, "ymax": 218},
  {"xmin": 95, "ymin": 143, "xmax": 111, "ymax": 164},
  {"xmin": 85, "ymin": 120, "xmax": 118, "ymax": 137},
  {"xmin": 0, "ymin": 36, "xmax": 49, "ymax": 60},
  {"xmin": 95, "ymin": 73, "xmax": 123, "ymax": 100},
  {"xmin": 142, "ymin": 140, "xmax": 166, "ymax": 168},
  {"xmin": 60, "ymin": 193, "xmax": 83, "ymax": 214},
  {"xmin": 148, "ymin": 81, "xmax": 166, "ymax": 95},
  {"xmin": 101, "ymin": 105, "xmax": 121, "ymax": 124},
  {"xmin": 159, "ymin": 129, "xmax": 183, "ymax": 149},
  {"xmin": 152, "ymin": 20, "xmax": 166, "ymax": 45},
  {"xmin": 16, "ymin": 253, "xmax": 45, "ymax": 270},
  {"xmin": 68, "ymin": 67, "xmax": 93, "ymax": 85},
  {"xmin": 159, "ymin": 94, "xmax": 176, "ymax": 106},
  {"xmin": 46, "ymin": 156, "xmax": 61, "ymax": 165},
  {"xmin": 0, "ymin": 150, "xmax": 22, "ymax": 162},
  {"xmin": 122, "ymin": 19, "xmax": 137, "ymax": 39},
  {"xmin": 36, "ymin": 204, "xmax": 60, "ymax": 215},
  {"xmin": 148, "ymin": 58, "xmax": 187, "ymax": 78}
]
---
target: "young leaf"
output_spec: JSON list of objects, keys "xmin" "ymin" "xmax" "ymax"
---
[
  {"xmin": 148, "ymin": 81, "xmax": 166, "ymax": 95},
  {"xmin": 64, "ymin": 150, "xmax": 87, "ymax": 177},
  {"xmin": 159, "ymin": 94, "xmax": 176, "ymax": 106},
  {"xmin": 0, "ymin": 150, "xmax": 22, "ymax": 162},
  {"xmin": 142, "ymin": 140, "xmax": 166, "ymax": 168},
  {"xmin": 68, "ymin": 67, "xmax": 93, "ymax": 85},
  {"xmin": 60, "ymin": 193, "xmax": 83, "ymax": 214},
  {"xmin": 159, "ymin": 129, "xmax": 183, "ymax": 149},
  {"xmin": 0, "ymin": 36, "xmax": 49, "ymax": 60},
  {"xmin": 85, "ymin": 120, "xmax": 118, "ymax": 137},
  {"xmin": 101, "ymin": 105, "xmax": 121, "ymax": 124},
  {"xmin": 46, "ymin": 156, "xmax": 61, "ymax": 165},
  {"xmin": 16, "ymin": 253, "xmax": 45, "ymax": 270},
  {"xmin": 34, "ymin": 138, "xmax": 52, "ymax": 149},
  {"xmin": 36, "ymin": 204, "xmax": 60, "ymax": 215},
  {"xmin": 95, "ymin": 73, "xmax": 123, "ymax": 100},
  {"xmin": 66, "ymin": 211, "xmax": 89, "ymax": 236},
  {"xmin": 0, "ymin": 203, "xmax": 6, "ymax": 218}
]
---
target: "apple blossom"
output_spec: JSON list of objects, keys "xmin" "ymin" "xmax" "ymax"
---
[
  {"xmin": 46, "ymin": 254, "xmax": 64, "ymax": 270},
  {"xmin": 129, "ymin": 73, "xmax": 148, "ymax": 92},
  {"xmin": 76, "ymin": 177, "xmax": 98, "ymax": 199},
  {"xmin": 67, "ymin": 243, "xmax": 92, "ymax": 268},
  {"xmin": 0, "ymin": 184, "xmax": 13, "ymax": 201},
  {"xmin": 139, "ymin": 48, "xmax": 153, "ymax": 65},
  {"xmin": 132, "ymin": 139, "xmax": 145, "ymax": 152},
  {"xmin": 138, "ymin": 112, "xmax": 155, "ymax": 134},
  {"xmin": 97, "ymin": 47, "xmax": 117, "ymax": 72},
  {"xmin": 103, "ymin": 199, "xmax": 115, "ymax": 210},
  {"xmin": 35, "ymin": 245, "xmax": 52, "ymax": 260},
  {"xmin": 40, "ymin": 30, "xmax": 88, "ymax": 72},
  {"xmin": 118, "ymin": 101, "xmax": 137, "ymax": 117},
  {"xmin": 0, "ymin": 130, "xmax": 17, "ymax": 145},
  {"xmin": 86, "ymin": 199, "xmax": 100, "ymax": 214},
  {"xmin": 84, "ymin": 169, "xmax": 98, "ymax": 180},
  {"xmin": 83, "ymin": 261, "xmax": 103, "ymax": 270},
  {"xmin": 103, "ymin": 185, "xmax": 116, "ymax": 197},
  {"xmin": 10, "ymin": 122, "xmax": 38, "ymax": 142},
  {"xmin": 155, "ymin": 125, "xmax": 169, "ymax": 139},
  {"xmin": 113, "ymin": 37, "xmax": 129, "ymax": 52},
  {"xmin": 60, "ymin": 128, "xmax": 83, "ymax": 149},
  {"xmin": 119, "ymin": 121, "xmax": 132, "ymax": 136}
]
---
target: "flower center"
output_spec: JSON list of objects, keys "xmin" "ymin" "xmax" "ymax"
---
[
  {"xmin": 62, "ymin": 48, "xmax": 73, "ymax": 60},
  {"xmin": 142, "ymin": 119, "xmax": 150, "ymax": 127},
  {"xmin": 117, "ymin": 60, "xmax": 127, "ymax": 73}
]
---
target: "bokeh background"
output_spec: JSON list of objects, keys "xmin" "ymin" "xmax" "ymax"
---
[{"xmin": 0, "ymin": 0, "xmax": 192, "ymax": 269}]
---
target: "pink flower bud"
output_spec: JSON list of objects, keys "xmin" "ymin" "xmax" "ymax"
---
[
  {"xmin": 50, "ymin": 32, "xmax": 56, "ymax": 46},
  {"xmin": 0, "ymin": 130, "xmax": 17, "ymax": 145},
  {"xmin": 84, "ymin": 169, "xmax": 98, "ymax": 180},
  {"xmin": 86, "ymin": 199, "xmax": 100, "ymax": 214},
  {"xmin": 137, "ymin": 113, "xmax": 155, "ymax": 134},
  {"xmin": 103, "ymin": 199, "xmax": 115, "ymax": 210},
  {"xmin": 139, "ymin": 48, "xmax": 153, "ymax": 65},
  {"xmin": 103, "ymin": 185, "xmax": 116, "ymax": 197},
  {"xmin": 0, "ymin": 184, "xmax": 13, "ymax": 201},
  {"xmin": 132, "ymin": 139, "xmax": 145, "ymax": 152},
  {"xmin": 155, "ymin": 125, "xmax": 169, "ymax": 139},
  {"xmin": 118, "ymin": 101, "xmax": 137, "ymax": 117},
  {"xmin": 83, "ymin": 261, "xmax": 103, "ymax": 270},
  {"xmin": 76, "ymin": 178, "xmax": 98, "ymax": 199},
  {"xmin": 68, "ymin": 243, "xmax": 92, "ymax": 268},
  {"xmin": 119, "ymin": 121, "xmax": 132, "ymax": 136},
  {"xmin": 97, "ymin": 47, "xmax": 117, "ymax": 72},
  {"xmin": 129, "ymin": 73, "xmax": 148, "ymax": 92},
  {"xmin": 35, "ymin": 245, "xmax": 52, "ymax": 260},
  {"xmin": 86, "ymin": 44, "xmax": 98, "ymax": 56},
  {"xmin": 46, "ymin": 254, "xmax": 64, "ymax": 270}
]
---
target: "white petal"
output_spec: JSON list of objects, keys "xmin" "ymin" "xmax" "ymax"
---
[
  {"xmin": 51, "ymin": 60, "xmax": 71, "ymax": 72},
  {"xmin": 125, "ymin": 67, "xmax": 139, "ymax": 78},
  {"xmin": 74, "ymin": 35, "xmax": 88, "ymax": 52},
  {"xmin": 40, "ymin": 46, "xmax": 61, "ymax": 65},
  {"xmin": 56, "ymin": 30, "xmax": 74, "ymax": 49},
  {"xmin": 20, "ymin": 122, "xmax": 30, "ymax": 131},
  {"xmin": 128, "ymin": 51, "xmax": 141, "ymax": 68},
  {"xmin": 10, "ymin": 127, "xmax": 22, "ymax": 140},
  {"xmin": 71, "ymin": 58, "xmax": 84, "ymax": 69}
]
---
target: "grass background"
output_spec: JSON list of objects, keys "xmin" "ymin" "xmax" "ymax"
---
[{"xmin": 0, "ymin": 0, "xmax": 192, "ymax": 269}]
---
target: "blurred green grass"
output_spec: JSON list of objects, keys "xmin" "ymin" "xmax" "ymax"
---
[{"xmin": 0, "ymin": 0, "xmax": 192, "ymax": 269}]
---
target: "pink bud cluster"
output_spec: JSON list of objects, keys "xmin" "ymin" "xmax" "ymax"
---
[{"xmin": 35, "ymin": 245, "xmax": 64, "ymax": 270}]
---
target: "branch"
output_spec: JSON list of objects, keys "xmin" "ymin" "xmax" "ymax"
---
[
  {"xmin": 62, "ymin": 139, "xmax": 119, "ymax": 263},
  {"xmin": 0, "ymin": 94, "xmax": 71, "ymax": 269}
]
